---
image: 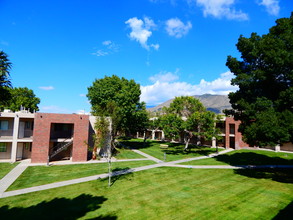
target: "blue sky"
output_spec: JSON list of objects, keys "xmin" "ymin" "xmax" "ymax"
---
[{"xmin": 0, "ymin": 0, "xmax": 292, "ymax": 113}]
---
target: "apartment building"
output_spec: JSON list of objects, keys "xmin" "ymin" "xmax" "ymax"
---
[
  {"xmin": 137, "ymin": 117, "xmax": 249, "ymax": 149},
  {"xmin": 0, "ymin": 110, "xmax": 96, "ymax": 163}
]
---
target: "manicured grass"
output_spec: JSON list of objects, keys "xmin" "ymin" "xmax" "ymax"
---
[
  {"xmin": 0, "ymin": 163, "xmax": 19, "ymax": 180},
  {"xmin": 113, "ymin": 147, "xmax": 145, "ymax": 159},
  {"xmin": 1, "ymin": 167, "xmax": 292, "ymax": 219},
  {"xmin": 180, "ymin": 149, "xmax": 293, "ymax": 166},
  {"xmin": 120, "ymin": 138, "xmax": 222, "ymax": 162},
  {"xmin": 7, "ymin": 160, "xmax": 155, "ymax": 191}
]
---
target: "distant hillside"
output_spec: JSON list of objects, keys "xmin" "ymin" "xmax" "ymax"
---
[{"xmin": 147, "ymin": 94, "xmax": 231, "ymax": 114}]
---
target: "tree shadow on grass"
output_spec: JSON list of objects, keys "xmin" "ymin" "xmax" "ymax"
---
[
  {"xmin": 121, "ymin": 140, "xmax": 216, "ymax": 157},
  {"xmin": 0, "ymin": 194, "xmax": 117, "ymax": 220},
  {"xmin": 101, "ymin": 167, "xmax": 134, "ymax": 187},
  {"xmin": 213, "ymin": 152, "xmax": 293, "ymax": 166},
  {"xmin": 164, "ymin": 144, "xmax": 217, "ymax": 156},
  {"xmin": 235, "ymin": 169, "xmax": 293, "ymax": 184},
  {"xmin": 273, "ymin": 201, "xmax": 293, "ymax": 219},
  {"xmin": 119, "ymin": 140, "xmax": 152, "ymax": 150},
  {"xmin": 213, "ymin": 152, "xmax": 293, "ymax": 183}
]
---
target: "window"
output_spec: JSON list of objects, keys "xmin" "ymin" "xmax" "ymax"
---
[
  {"xmin": 25, "ymin": 121, "xmax": 31, "ymax": 129},
  {"xmin": 0, "ymin": 120, "xmax": 9, "ymax": 130},
  {"xmin": 229, "ymin": 124, "xmax": 235, "ymax": 134},
  {"xmin": 0, "ymin": 143, "xmax": 7, "ymax": 152},
  {"xmin": 24, "ymin": 142, "xmax": 32, "ymax": 151}
]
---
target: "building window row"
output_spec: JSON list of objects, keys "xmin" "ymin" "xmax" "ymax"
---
[{"xmin": 0, "ymin": 120, "xmax": 9, "ymax": 130}]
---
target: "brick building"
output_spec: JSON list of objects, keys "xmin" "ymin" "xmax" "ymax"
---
[{"xmin": 0, "ymin": 110, "xmax": 96, "ymax": 163}]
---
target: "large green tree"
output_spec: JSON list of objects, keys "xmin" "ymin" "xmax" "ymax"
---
[
  {"xmin": 3, "ymin": 87, "xmax": 40, "ymax": 112},
  {"xmin": 87, "ymin": 75, "xmax": 149, "ymax": 137},
  {"xmin": 159, "ymin": 96, "xmax": 218, "ymax": 150},
  {"xmin": 0, "ymin": 51, "xmax": 12, "ymax": 105},
  {"xmin": 226, "ymin": 13, "xmax": 293, "ymax": 147}
]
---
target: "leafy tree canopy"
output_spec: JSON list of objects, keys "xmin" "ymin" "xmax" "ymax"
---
[
  {"xmin": 2, "ymin": 87, "xmax": 40, "ymax": 112},
  {"xmin": 226, "ymin": 13, "xmax": 293, "ymax": 147},
  {"xmin": 87, "ymin": 75, "xmax": 149, "ymax": 136},
  {"xmin": 158, "ymin": 96, "xmax": 218, "ymax": 150},
  {"xmin": 0, "ymin": 51, "xmax": 12, "ymax": 104}
]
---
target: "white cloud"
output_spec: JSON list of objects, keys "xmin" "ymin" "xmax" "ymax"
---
[
  {"xmin": 166, "ymin": 18, "xmax": 192, "ymax": 38},
  {"xmin": 141, "ymin": 71, "xmax": 237, "ymax": 105},
  {"xmin": 194, "ymin": 0, "xmax": 249, "ymax": 21},
  {"xmin": 92, "ymin": 50, "xmax": 109, "ymax": 57},
  {"xmin": 39, "ymin": 86, "xmax": 54, "ymax": 90},
  {"xmin": 75, "ymin": 109, "xmax": 90, "ymax": 115},
  {"xmin": 92, "ymin": 40, "xmax": 119, "ymax": 57},
  {"xmin": 125, "ymin": 17, "xmax": 159, "ymax": 50},
  {"xmin": 102, "ymin": 40, "xmax": 112, "ymax": 46},
  {"xmin": 151, "ymin": 44, "xmax": 160, "ymax": 50},
  {"xmin": 149, "ymin": 69, "xmax": 180, "ymax": 82},
  {"xmin": 257, "ymin": 0, "xmax": 280, "ymax": 16},
  {"xmin": 79, "ymin": 94, "xmax": 86, "ymax": 97}
]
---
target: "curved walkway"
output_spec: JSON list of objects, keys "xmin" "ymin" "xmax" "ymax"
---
[{"xmin": 1, "ymin": 148, "xmax": 293, "ymax": 199}]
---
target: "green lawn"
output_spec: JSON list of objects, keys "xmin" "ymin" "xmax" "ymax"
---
[
  {"xmin": 120, "ymin": 138, "xmax": 222, "ymax": 162},
  {"xmin": 1, "ymin": 167, "xmax": 292, "ymax": 219},
  {"xmin": 7, "ymin": 160, "xmax": 155, "ymax": 191},
  {"xmin": 180, "ymin": 149, "xmax": 293, "ymax": 166},
  {"xmin": 113, "ymin": 147, "xmax": 145, "ymax": 159},
  {"xmin": 0, "ymin": 163, "xmax": 19, "ymax": 180}
]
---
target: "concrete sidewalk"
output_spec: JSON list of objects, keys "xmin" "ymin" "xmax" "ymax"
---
[
  {"xmin": 165, "ymin": 164, "xmax": 293, "ymax": 169},
  {"xmin": 0, "ymin": 160, "xmax": 30, "ymax": 196},
  {"xmin": 30, "ymin": 158, "xmax": 150, "ymax": 166},
  {"xmin": 131, "ymin": 149, "xmax": 164, "ymax": 163},
  {"xmin": 0, "ymin": 163, "xmax": 165, "ymax": 198},
  {"xmin": 166, "ymin": 148, "xmax": 234, "ymax": 165},
  {"xmin": 2, "ymin": 147, "xmax": 292, "ymax": 199}
]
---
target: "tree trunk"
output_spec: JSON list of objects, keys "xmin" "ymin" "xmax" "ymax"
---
[
  {"xmin": 92, "ymin": 146, "xmax": 97, "ymax": 160},
  {"xmin": 143, "ymin": 129, "xmax": 147, "ymax": 147},
  {"xmin": 197, "ymin": 125, "xmax": 201, "ymax": 146},
  {"xmin": 184, "ymin": 137, "xmax": 190, "ymax": 151}
]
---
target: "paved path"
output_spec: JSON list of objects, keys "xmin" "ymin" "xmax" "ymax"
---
[
  {"xmin": 165, "ymin": 164, "xmax": 293, "ymax": 169},
  {"xmin": 0, "ymin": 163, "xmax": 164, "ymax": 198},
  {"xmin": 165, "ymin": 148, "xmax": 234, "ymax": 165},
  {"xmin": 30, "ymin": 158, "xmax": 150, "ymax": 166},
  {"xmin": 131, "ymin": 149, "xmax": 164, "ymax": 163},
  {"xmin": 0, "ymin": 160, "xmax": 30, "ymax": 197},
  {"xmin": 1, "ymin": 148, "xmax": 292, "ymax": 199}
]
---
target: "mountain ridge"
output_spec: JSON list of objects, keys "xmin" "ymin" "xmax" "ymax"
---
[{"xmin": 147, "ymin": 94, "xmax": 231, "ymax": 114}]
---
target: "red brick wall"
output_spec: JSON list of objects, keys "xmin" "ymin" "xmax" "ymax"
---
[
  {"xmin": 31, "ymin": 113, "xmax": 89, "ymax": 163},
  {"xmin": 225, "ymin": 117, "xmax": 249, "ymax": 149}
]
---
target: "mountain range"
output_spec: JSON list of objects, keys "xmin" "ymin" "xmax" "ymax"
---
[{"xmin": 147, "ymin": 94, "xmax": 232, "ymax": 114}]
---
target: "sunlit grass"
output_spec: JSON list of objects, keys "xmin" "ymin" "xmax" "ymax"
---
[
  {"xmin": 120, "ymin": 138, "xmax": 222, "ymax": 162},
  {"xmin": 1, "ymin": 167, "xmax": 292, "ymax": 219},
  {"xmin": 0, "ymin": 163, "xmax": 19, "ymax": 180},
  {"xmin": 7, "ymin": 160, "xmax": 155, "ymax": 191}
]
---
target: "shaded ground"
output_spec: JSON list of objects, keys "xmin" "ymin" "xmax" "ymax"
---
[
  {"xmin": 180, "ymin": 149, "xmax": 293, "ymax": 184},
  {"xmin": 0, "ymin": 194, "xmax": 116, "ymax": 220},
  {"xmin": 181, "ymin": 150, "xmax": 293, "ymax": 166}
]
